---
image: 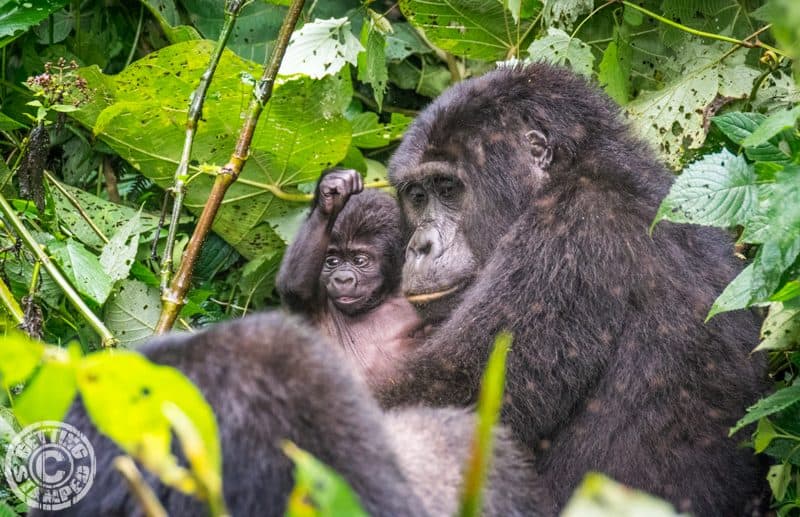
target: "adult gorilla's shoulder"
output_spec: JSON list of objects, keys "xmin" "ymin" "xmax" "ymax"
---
[{"xmin": 380, "ymin": 63, "xmax": 768, "ymax": 515}]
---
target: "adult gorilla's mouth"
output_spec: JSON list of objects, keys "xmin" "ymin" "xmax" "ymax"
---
[
  {"xmin": 334, "ymin": 296, "xmax": 363, "ymax": 305},
  {"xmin": 405, "ymin": 284, "xmax": 462, "ymax": 304}
]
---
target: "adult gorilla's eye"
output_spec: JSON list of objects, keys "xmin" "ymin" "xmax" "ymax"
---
[
  {"xmin": 405, "ymin": 184, "xmax": 427, "ymax": 208},
  {"xmin": 324, "ymin": 256, "xmax": 340, "ymax": 268},
  {"xmin": 352, "ymin": 254, "xmax": 370, "ymax": 267},
  {"xmin": 433, "ymin": 176, "xmax": 459, "ymax": 201}
]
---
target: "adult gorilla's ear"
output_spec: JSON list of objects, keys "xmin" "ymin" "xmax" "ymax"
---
[{"xmin": 526, "ymin": 129, "xmax": 552, "ymax": 170}]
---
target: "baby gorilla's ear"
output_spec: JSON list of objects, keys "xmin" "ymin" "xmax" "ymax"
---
[{"xmin": 525, "ymin": 129, "xmax": 552, "ymax": 171}]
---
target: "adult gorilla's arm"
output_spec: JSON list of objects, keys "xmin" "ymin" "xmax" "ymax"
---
[
  {"xmin": 376, "ymin": 185, "xmax": 633, "ymax": 446},
  {"xmin": 276, "ymin": 169, "xmax": 362, "ymax": 313}
]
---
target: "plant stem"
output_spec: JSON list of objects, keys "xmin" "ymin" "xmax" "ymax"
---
[
  {"xmin": 155, "ymin": 0, "xmax": 307, "ymax": 333},
  {"xmin": 0, "ymin": 193, "xmax": 117, "ymax": 346},
  {"xmin": 0, "ymin": 276, "xmax": 24, "ymax": 324},
  {"xmin": 113, "ymin": 456, "xmax": 168, "ymax": 517},
  {"xmin": 159, "ymin": 0, "xmax": 248, "ymax": 292},
  {"xmin": 620, "ymin": 1, "xmax": 788, "ymax": 57}
]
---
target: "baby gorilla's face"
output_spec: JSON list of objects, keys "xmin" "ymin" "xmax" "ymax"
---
[{"xmin": 321, "ymin": 240, "xmax": 384, "ymax": 315}]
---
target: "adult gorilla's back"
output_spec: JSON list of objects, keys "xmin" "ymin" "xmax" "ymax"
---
[{"xmin": 378, "ymin": 64, "xmax": 767, "ymax": 515}]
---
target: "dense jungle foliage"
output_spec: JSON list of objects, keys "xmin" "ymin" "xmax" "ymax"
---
[{"xmin": 0, "ymin": 0, "xmax": 799, "ymax": 514}]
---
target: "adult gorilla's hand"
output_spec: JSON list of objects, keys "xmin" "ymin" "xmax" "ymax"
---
[{"xmin": 317, "ymin": 169, "xmax": 363, "ymax": 217}]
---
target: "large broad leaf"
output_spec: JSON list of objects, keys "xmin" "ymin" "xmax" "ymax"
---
[
  {"xmin": 0, "ymin": 331, "xmax": 44, "ymax": 388},
  {"xmin": 0, "ymin": 0, "xmax": 68, "ymax": 48},
  {"xmin": 627, "ymin": 43, "xmax": 760, "ymax": 168},
  {"xmin": 399, "ymin": 0, "xmax": 540, "ymax": 61},
  {"xmin": 653, "ymin": 150, "xmax": 758, "ymax": 229},
  {"xmin": 70, "ymin": 41, "xmax": 352, "ymax": 259},
  {"xmin": 179, "ymin": 0, "xmax": 286, "ymax": 63}
]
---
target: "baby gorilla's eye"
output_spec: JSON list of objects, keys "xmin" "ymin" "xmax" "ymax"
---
[
  {"xmin": 352, "ymin": 254, "xmax": 370, "ymax": 267},
  {"xmin": 324, "ymin": 256, "xmax": 340, "ymax": 268}
]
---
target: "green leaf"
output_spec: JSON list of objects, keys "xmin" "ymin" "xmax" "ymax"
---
[
  {"xmin": 0, "ymin": 0, "xmax": 68, "ymax": 48},
  {"xmin": 77, "ymin": 350, "xmax": 222, "ymax": 489},
  {"xmin": 731, "ymin": 385, "xmax": 800, "ymax": 435},
  {"xmin": 71, "ymin": 42, "xmax": 352, "ymax": 259},
  {"xmin": 712, "ymin": 112, "xmax": 791, "ymax": 163},
  {"xmin": 279, "ymin": 17, "xmax": 363, "ymax": 79},
  {"xmin": 653, "ymin": 150, "xmax": 758, "ymax": 229},
  {"xmin": 103, "ymin": 280, "xmax": 160, "ymax": 348},
  {"xmin": 767, "ymin": 463, "xmax": 792, "ymax": 501},
  {"xmin": 562, "ymin": 473, "xmax": 680, "ymax": 516},
  {"xmin": 358, "ymin": 20, "xmax": 388, "ymax": 110},
  {"xmin": 756, "ymin": 302, "xmax": 800, "ymax": 352},
  {"xmin": 99, "ymin": 211, "xmax": 141, "ymax": 282},
  {"xmin": 51, "ymin": 181, "xmax": 162, "ymax": 250},
  {"xmin": 141, "ymin": 0, "xmax": 200, "ymax": 43},
  {"xmin": 754, "ymin": 418, "xmax": 778, "ymax": 453},
  {"xmin": 0, "ymin": 330, "xmax": 44, "ymax": 387},
  {"xmin": 742, "ymin": 105, "xmax": 800, "ymax": 148},
  {"xmin": 459, "ymin": 333, "xmax": 511, "ymax": 517},
  {"xmin": 284, "ymin": 441, "xmax": 369, "ymax": 517},
  {"xmin": 708, "ymin": 264, "xmax": 755, "ymax": 319},
  {"xmin": 598, "ymin": 34, "xmax": 631, "ymax": 105},
  {"xmin": 627, "ymin": 43, "xmax": 760, "ymax": 168},
  {"xmin": 385, "ymin": 22, "xmax": 431, "ymax": 61},
  {"xmin": 772, "ymin": 280, "xmax": 800, "ymax": 302},
  {"xmin": 182, "ymin": 0, "xmax": 286, "ymax": 63},
  {"xmin": 542, "ymin": 0, "xmax": 593, "ymax": 30},
  {"xmin": 14, "ymin": 355, "xmax": 78, "ymax": 426},
  {"xmin": 399, "ymin": 0, "xmax": 539, "ymax": 61},
  {"xmin": 49, "ymin": 239, "xmax": 114, "ymax": 306},
  {"xmin": 350, "ymin": 112, "xmax": 413, "ymax": 149},
  {"xmin": 527, "ymin": 28, "xmax": 594, "ymax": 77},
  {"xmin": 0, "ymin": 111, "xmax": 24, "ymax": 130}
]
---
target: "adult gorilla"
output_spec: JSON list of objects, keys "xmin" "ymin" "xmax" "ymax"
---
[{"xmin": 376, "ymin": 63, "xmax": 767, "ymax": 515}]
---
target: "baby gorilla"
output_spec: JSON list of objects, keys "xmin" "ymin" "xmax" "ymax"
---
[{"xmin": 277, "ymin": 169, "xmax": 421, "ymax": 387}]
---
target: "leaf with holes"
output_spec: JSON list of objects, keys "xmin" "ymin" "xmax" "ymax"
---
[
  {"xmin": 755, "ymin": 302, "xmax": 800, "ymax": 352},
  {"xmin": 99, "ymin": 211, "xmax": 141, "ymax": 282},
  {"xmin": 399, "ymin": 0, "xmax": 539, "ymax": 61},
  {"xmin": 653, "ymin": 150, "xmax": 758, "ymax": 229},
  {"xmin": 279, "ymin": 17, "xmax": 364, "ymax": 79},
  {"xmin": 70, "ymin": 42, "xmax": 352, "ymax": 259},
  {"xmin": 627, "ymin": 42, "xmax": 759, "ymax": 168}
]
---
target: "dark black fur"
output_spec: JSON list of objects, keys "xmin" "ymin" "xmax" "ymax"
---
[
  {"xmin": 378, "ymin": 64, "xmax": 768, "ymax": 515},
  {"xmin": 32, "ymin": 313, "xmax": 549, "ymax": 516},
  {"xmin": 331, "ymin": 189, "xmax": 406, "ymax": 291}
]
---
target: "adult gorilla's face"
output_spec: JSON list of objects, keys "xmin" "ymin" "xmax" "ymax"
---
[{"xmin": 396, "ymin": 161, "xmax": 477, "ymax": 320}]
